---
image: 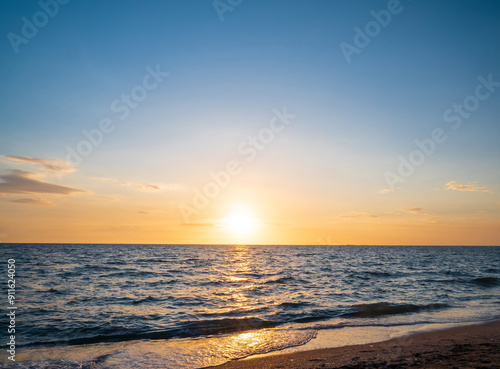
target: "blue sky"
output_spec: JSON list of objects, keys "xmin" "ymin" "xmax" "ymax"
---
[{"xmin": 0, "ymin": 0, "xmax": 499, "ymax": 244}]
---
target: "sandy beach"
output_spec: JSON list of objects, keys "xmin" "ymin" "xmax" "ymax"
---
[{"xmin": 214, "ymin": 320, "xmax": 500, "ymax": 369}]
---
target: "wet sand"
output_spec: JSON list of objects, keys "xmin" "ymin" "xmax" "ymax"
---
[{"xmin": 213, "ymin": 320, "xmax": 500, "ymax": 369}]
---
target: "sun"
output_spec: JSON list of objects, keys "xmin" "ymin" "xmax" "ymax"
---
[{"xmin": 222, "ymin": 208, "xmax": 258, "ymax": 236}]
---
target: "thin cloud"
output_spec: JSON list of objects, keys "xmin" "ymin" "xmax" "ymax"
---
[
  {"xmin": 9, "ymin": 197, "xmax": 54, "ymax": 206},
  {"xmin": 97, "ymin": 179, "xmax": 186, "ymax": 192},
  {"xmin": 445, "ymin": 181, "xmax": 491, "ymax": 193},
  {"xmin": 378, "ymin": 188, "xmax": 392, "ymax": 194},
  {"xmin": 139, "ymin": 184, "xmax": 161, "ymax": 191},
  {"xmin": 3, "ymin": 155, "xmax": 75, "ymax": 173},
  {"xmin": 0, "ymin": 170, "xmax": 85, "ymax": 195},
  {"xmin": 124, "ymin": 182, "xmax": 186, "ymax": 192},
  {"xmin": 402, "ymin": 207, "xmax": 433, "ymax": 216}
]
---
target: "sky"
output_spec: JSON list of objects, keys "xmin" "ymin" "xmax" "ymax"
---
[{"xmin": 0, "ymin": 0, "xmax": 499, "ymax": 245}]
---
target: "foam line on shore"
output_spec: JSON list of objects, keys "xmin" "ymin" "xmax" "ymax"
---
[{"xmin": 212, "ymin": 320, "xmax": 500, "ymax": 369}]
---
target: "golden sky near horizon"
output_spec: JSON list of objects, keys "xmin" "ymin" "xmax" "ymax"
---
[{"xmin": 0, "ymin": 153, "xmax": 499, "ymax": 245}]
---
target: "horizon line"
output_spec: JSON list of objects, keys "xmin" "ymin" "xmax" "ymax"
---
[{"xmin": 1, "ymin": 243, "xmax": 499, "ymax": 247}]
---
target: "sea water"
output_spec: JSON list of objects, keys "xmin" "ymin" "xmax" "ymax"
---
[{"xmin": 1, "ymin": 244, "xmax": 499, "ymax": 368}]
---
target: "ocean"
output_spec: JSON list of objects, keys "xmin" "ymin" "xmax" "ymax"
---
[{"xmin": 1, "ymin": 244, "xmax": 499, "ymax": 368}]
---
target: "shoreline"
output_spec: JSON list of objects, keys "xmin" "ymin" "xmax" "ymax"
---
[{"xmin": 213, "ymin": 320, "xmax": 500, "ymax": 369}]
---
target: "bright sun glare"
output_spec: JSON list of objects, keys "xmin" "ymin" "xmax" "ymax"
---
[{"xmin": 223, "ymin": 208, "xmax": 258, "ymax": 236}]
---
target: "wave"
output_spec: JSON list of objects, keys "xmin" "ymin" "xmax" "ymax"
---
[
  {"xmin": 132, "ymin": 296, "xmax": 163, "ymax": 305},
  {"xmin": 343, "ymin": 302, "xmax": 450, "ymax": 318},
  {"xmin": 472, "ymin": 277, "xmax": 500, "ymax": 287},
  {"xmin": 424, "ymin": 276, "xmax": 500, "ymax": 286},
  {"xmin": 278, "ymin": 301, "xmax": 312, "ymax": 309},
  {"xmin": 148, "ymin": 279, "xmax": 179, "ymax": 286},
  {"xmin": 5, "ymin": 330, "xmax": 319, "ymax": 369},
  {"xmin": 199, "ymin": 307, "xmax": 269, "ymax": 318},
  {"xmin": 105, "ymin": 260, "xmax": 127, "ymax": 265},
  {"xmin": 364, "ymin": 271, "xmax": 393, "ymax": 277},
  {"xmin": 262, "ymin": 275, "xmax": 295, "ymax": 284},
  {"xmin": 99, "ymin": 270, "xmax": 157, "ymax": 278},
  {"xmin": 46, "ymin": 288, "xmax": 64, "ymax": 294},
  {"xmin": 30, "ymin": 317, "xmax": 279, "ymax": 347},
  {"xmin": 176, "ymin": 317, "xmax": 278, "ymax": 336},
  {"xmin": 307, "ymin": 315, "xmax": 500, "ymax": 331},
  {"xmin": 271, "ymin": 307, "xmax": 341, "ymax": 324}
]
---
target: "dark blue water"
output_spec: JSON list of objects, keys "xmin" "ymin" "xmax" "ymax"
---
[{"xmin": 1, "ymin": 244, "xmax": 499, "ymax": 368}]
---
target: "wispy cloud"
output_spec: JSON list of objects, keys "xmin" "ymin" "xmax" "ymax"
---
[
  {"xmin": 445, "ymin": 181, "xmax": 491, "ymax": 193},
  {"xmin": 402, "ymin": 207, "xmax": 433, "ymax": 216},
  {"xmin": 138, "ymin": 184, "xmax": 161, "ymax": 191},
  {"xmin": 9, "ymin": 197, "xmax": 54, "ymax": 206},
  {"xmin": 378, "ymin": 188, "xmax": 392, "ymax": 194},
  {"xmin": 0, "ymin": 170, "xmax": 85, "ymax": 195},
  {"xmin": 3, "ymin": 155, "xmax": 75, "ymax": 174},
  {"xmin": 123, "ymin": 182, "xmax": 186, "ymax": 192},
  {"xmin": 92, "ymin": 177, "xmax": 186, "ymax": 192}
]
